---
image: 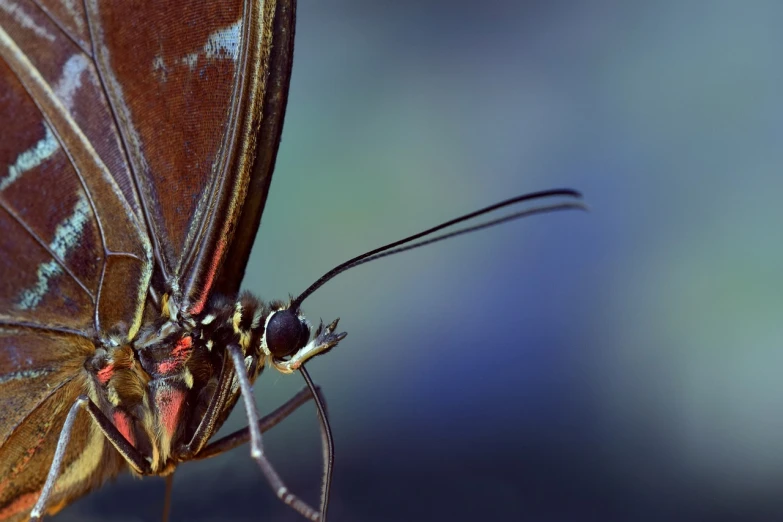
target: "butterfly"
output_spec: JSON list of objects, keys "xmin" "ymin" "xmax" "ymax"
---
[{"xmin": 0, "ymin": 0, "xmax": 584, "ymax": 521}]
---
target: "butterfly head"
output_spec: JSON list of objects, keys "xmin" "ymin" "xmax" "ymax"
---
[{"xmin": 261, "ymin": 305, "xmax": 346, "ymax": 374}]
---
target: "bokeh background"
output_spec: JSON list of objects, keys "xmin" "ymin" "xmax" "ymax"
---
[{"xmin": 61, "ymin": 1, "xmax": 783, "ymax": 521}]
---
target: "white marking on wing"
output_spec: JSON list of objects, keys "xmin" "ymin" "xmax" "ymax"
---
[
  {"xmin": 152, "ymin": 55, "xmax": 168, "ymax": 82},
  {"xmin": 155, "ymin": 19, "xmax": 244, "ymax": 74},
  {"xmin": 181, "ymin": 52, "xmax": 198, "ymax": 70},
  {"xmin": 17, "ymin": 193, "xmax": 91, "ymax": 310},
  {"xmin": 203, "ymin": 20, "xmax": 242, "ymax": 61},
  {"xmin": 50, "ymin": 192, "xmax": 90, "ymax": 260},
  {"xmin": 60, "ymin": 0, "xmax": 85, "ymax": 32},
  {"xmin": 17, "ymin": 260, "xmax": 62, "ymax": 310},
  {"xmin": 0, "ymin": 368, "xmax": 55, "ymax": 384},
  {"xmin": 55, "ymin": 54, "xmax": 92, "ymax": 109},
  {"xmin": 0, "ymin": 0, "xmax": 55, "ymax": 42},
  {"xmin": 0, "ymin": 124, "xmax": 58, "ymax": 191},
  {"xmin": 0, "ymin": 54, "xmax": 91, "ymax": 191}
]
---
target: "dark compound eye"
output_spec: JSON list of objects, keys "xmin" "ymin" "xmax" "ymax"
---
[{"xmin": 265, "ymin": 309, "xmax": 309, "ymax": 358}]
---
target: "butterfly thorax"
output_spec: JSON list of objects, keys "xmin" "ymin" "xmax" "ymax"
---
[{"xmin": 85, "ymin": 294, "xmax": 274, "ymax": 474}]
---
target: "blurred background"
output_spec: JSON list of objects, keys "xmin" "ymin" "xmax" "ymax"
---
[{"xmin": 61, "ymin": 0, "xmax": 783, "ymax": 521}]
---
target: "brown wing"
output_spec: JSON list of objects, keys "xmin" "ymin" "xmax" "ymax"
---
[
  {"xmin": 0, "ymin": 328, "xmax": 125, "ymax": 522},
  {"xmin": 0, "ymin": 2, "xmax": 152, "ymax": 337},
  {"xmin": 82, "ymin": 0, "xmax": 291, "ymax": 313},
  {"xmin": 213, "ymin": 0, "xmax": 296, "ymax": 296},
  {"xmin": 0, "ymin": 1, "xmax": 153, "ymax": 517}
]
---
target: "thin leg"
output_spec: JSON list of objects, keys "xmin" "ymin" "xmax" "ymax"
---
[
  {"xmin": 162, "ymin": 472, "xmax": 174, "ymax": 522},
  {"xmin": 301, "ymin": 365, "xmax": 333, "ymax": 522},
  {"xmin": 30, "ymin": 395, "xmax": 151, "ymax": 521},
  {"xmin": 195, "ymin": 384, "xmax": 323, "ymax": 461},
  {"xmin": 227, "ymin": 344, "xmax": 321, "ymax": 521}
]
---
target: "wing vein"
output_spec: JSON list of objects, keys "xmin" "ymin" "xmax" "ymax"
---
[
  {"xmin": 0, "ymin": 23, "xmax": 153, "ymax": 335},
  {"xmin": 0, "ymin": 196, "xmax": 95, "ymax": 302},
  {"xmin": 29, "ymin": 0, "xmax": 92, "ymax": 57},
  {"xmin": 82, "ymin": 0, "xmax": 170, "ymax": 285},
  {"xmin": 0, "ymin": 318, "xmax": 90, "ymax": 338},
  {"xmin": 0, "ymin": 375, "xmax": 79, "ymax": 458}
]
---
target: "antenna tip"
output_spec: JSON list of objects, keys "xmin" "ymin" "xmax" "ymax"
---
[{"xmin": 547, "ymin": 188, "xmax": 583, "ymax": 199}]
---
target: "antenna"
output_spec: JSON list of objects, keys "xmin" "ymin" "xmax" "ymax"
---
[{"xmin": 291, "ymin": 188, "xmax": 586, "ymax": 310}]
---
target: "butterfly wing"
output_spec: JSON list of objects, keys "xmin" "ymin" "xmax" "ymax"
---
[
  {"xmin": 0, "ymin": 2, "xmax": 152, "ymax": 517},
  {"xmin": 214, "ymin": 1, "xmax": 296, "ymax": 296},
  {"xmin": 0, "ymin": 0, "xmax": 294, "ymax": 518},
  {"xmin": 82, "ymin": 0, "xmax": 293, "ymax": 312}
]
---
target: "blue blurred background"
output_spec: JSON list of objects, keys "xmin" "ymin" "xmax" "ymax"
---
[{"xmin": 62, "ymin": 1, "xmax": 783, "ymax": 521}]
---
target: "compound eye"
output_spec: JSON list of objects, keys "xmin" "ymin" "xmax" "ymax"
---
[{"xmin": 266, "ymin": 310, "xmax": 308, "ymax": 358}]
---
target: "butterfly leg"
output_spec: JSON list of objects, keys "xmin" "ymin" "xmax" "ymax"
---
[
  {"xmin": 227, "ymin": 344, "xmax": 322, "ymax": 521},
  {"xmin": 195, "ymin": 383, "xmax": 325, "ymax": 460},
  {"xmin": 196, "ymin": 371, "xmax": 333, "ymax": 522},
  {"xmin": 300, "ymin": 365, "xmax": 334, "ymax": 522},
  {"xmin": 162, "ymin": 472, "xmax": 174, "ymax": 522},
  {"xmin": 29, "ymin": 395, "xmax": 152, "ymax": 521}
]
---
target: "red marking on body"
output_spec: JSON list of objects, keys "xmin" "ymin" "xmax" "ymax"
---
[
  {"xmin": 0, "ymin": 490, "xmax": 38, "ymax": 518},
  {"xmin": 113, "ymin": 411, "xmax": 136, "ymax": 448},
  {"xmin": 189, "ymin": 237, "xmax": 226, "ymax": 315},
  {"xmin": 97, "ymin": 363, "xmax": 114, "ymax": 385},
  {"xmin": 155, "ymin": 388, "xmax": 185, "ymax": 439},
  {"xmin": 157, "ymin": 336, "xmax": 193, "ymax": 374},
  {"xmin": 157, "ymin": 361, "xmax": 177, "ymax": 374},
  {"xmin": 172, "ymin": 336, "xmax": 192, "ymax": 357}
]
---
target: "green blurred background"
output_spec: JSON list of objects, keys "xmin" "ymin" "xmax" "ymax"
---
[{"xmin": 62, "ymin": 1, "xmax": 783, "ymax": 521}]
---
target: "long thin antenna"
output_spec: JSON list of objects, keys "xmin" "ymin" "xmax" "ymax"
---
[{"xmin": 291, "ymin": 188, "xmax": 585, "ymax": 309}]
